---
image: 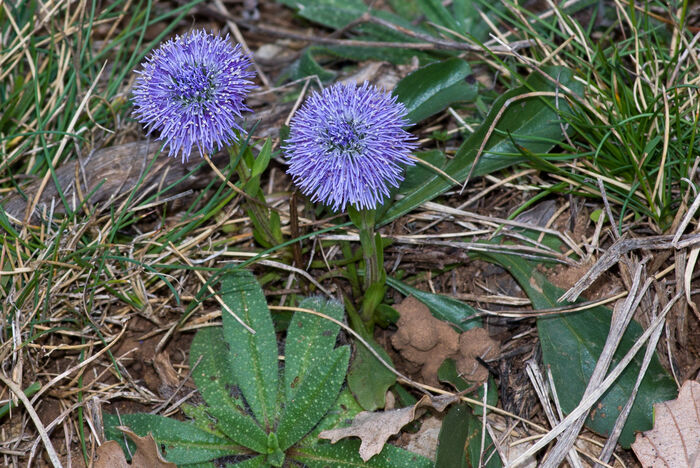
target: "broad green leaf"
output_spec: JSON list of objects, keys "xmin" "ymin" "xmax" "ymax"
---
[
  {"xmin": 436, "ymin": 403, "xmax": 502, "ymax": 468},
  {"xmin": 295, "ymin": 4, "xmax": 365, "ymax": 29},
  {"xmin": 277, "ymin": 346, "xmax": 351, "ymax": 450},
  {"xmin": 221, "ymin": 270, "xmax": 279, "ymax": 430},
  {"xmin": 189, "ymin": 327, "xmax": 268, "ymax": 452},
  {"xmin": 435, "ymin": 403, "xmax": 470, "ymax": 468},
  {"xmin": 291, "ymin": 439, "xmax": 432, "ymax": 467},
  {"xmin": 286, "ymin": 47, "xmax": 336, "ymax": 82},
  {"xmin": 399, "ymin": 150, "xmax": 446, "ymax": 194},
  {"xmin": 394, "ymin": 58, "xmax": 477, "ymax": 124},
  {"xmin": 277, "ymin": 0, "xmax": 366, "ymax": 22},
  {"xmin": 346, "ymin": 336, "xmax": 396, "ymax": 411},
  {"xmin": 284, "ymin": 297, "xmax": 344, "ymax": 403},
  {"xmin": 103, "ymin": 413, "xmax": 240, "ymax": 465},
  {"xmin": 477, "ymin": 251, "xmax": 678, "ymax": 447},
  {"xmin": 386, "ymin": 276, "xmax": 481, "ymax": 330},
  {"xmin": 380, "ymin": 66, "xmax": 582, "ymax": 226}
]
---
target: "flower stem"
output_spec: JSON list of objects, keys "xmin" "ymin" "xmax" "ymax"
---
[
  {"xmin": 349, "ymin": 207, "xmax": 386, "ymax": 326},
  {"xmin": 350, "ymin": 207, "xmax": 379, "ymax": 290}
]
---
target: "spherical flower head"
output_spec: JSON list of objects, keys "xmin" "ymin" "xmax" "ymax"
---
[
  {"xmin": 285, "ymin": 82, "xmax": 416, "ymax": 211},
  {"xmin": 132, "ymin": 30, "xmax": 255, "ymax": 162}
]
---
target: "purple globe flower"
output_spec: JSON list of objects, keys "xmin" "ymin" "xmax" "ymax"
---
[
  {"xmin": 285, "ymin": 82, "xmax": 416, "ymax": 211},
  {"xmin": 132, "ymin": 30, "xmax": 255, "ymax": 162}
]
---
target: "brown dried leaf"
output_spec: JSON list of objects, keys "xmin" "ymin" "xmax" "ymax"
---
[
  {"xmin": 318, "ymin": 393, "xmax": 458, "ymax": 461},
  {"xmin": 631, "ymin": 380, "xmax": 700, "ymax": 468},
  {"xmin": 94, "ymin": 440, "xmax": 131, "ymax": 468},
  {"xmin": 93, "ymin": 426, "xmax": 177, "ymax": 468}
]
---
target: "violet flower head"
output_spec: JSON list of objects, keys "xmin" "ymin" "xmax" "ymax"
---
[
  {"xmin": 285, "ymin": 82, "xmax": 416, "ymax": 211},
  {"xmin": 132, "ymin": 30, "xmax": 255, "ymax": 162}
]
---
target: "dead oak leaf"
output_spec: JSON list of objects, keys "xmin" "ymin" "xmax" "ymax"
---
[
  {"xmin": 94, "ymin": 426, "xmax": 176, "ymax": 468},
  {"xmin": 631, "ymin": 380, "xmax": 700, "ymax": 468},
  {"xmin": 319, "ymin": 393, "xmax": 458, "ymax": 461}
]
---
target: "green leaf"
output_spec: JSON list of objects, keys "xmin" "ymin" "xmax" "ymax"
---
[
  {"xmin": 381, "ymin": 66, "xmax": 583, "ymax": 226},
  {"xmin": 346, "ymin": 336, "xmax": 396, "ymax": 411},
  {"xmin": 436, "ymin": 403, "xmax": 502, "ymax": 468},
  {"xmin": 0, "ymin": 381, "xmax": 40, "ymax": 419},
  {"xmin": 451, "ymin": 0, "xmax": 504, "ymax": 42},
  {"xmin": 477, "ymin": 251, "xmax": 678, "ymax": 447},
  {"xmin": 277, "ymin": 346, "xmax": 351, "ymax": 450},
  {"xmin": 189, "ymin": 327, "xmax": 268, "ymax": 452},
  {"xmin": 103, "ymin": 413, "xmax": 239, "ymax": 465},
  {"xmin": 304, "ymin": 388, "xmax": 365, "ymax": 440},
  {"xmin": 437, "ymin": 360, "xmax": 498, "ymax": 416},
  {"xmin": 291, "ymin": 439, "xmax": 432, "ymax": 467},
  {"xmin": 283, "ymin": 297, "xmax": 344, "ymax": 403},
  {"xmin": 394, "ymin": 58, "xmax": 477, "ymax": 124},
  {"xmin": 221, "ymin": 270, "xmax": 279, "ymax": 430},
  {"xmin": 228, "ymin": 455, "xmax": 267, "ymax": 467},
  {"xmin": 398, "ymin": 150, "xmax": 446, "ymax": 195},
  {"xmin": 266, "ymin": 432, "xmax": 285, "ymax": 466},
  {"xmin": 251, "ymin": 139, "xmax": 272, "ymax": 178},
  {"xmin": 386, "ymin": 276, "xmax": 481, "ymax": 331},
  {"xmin": 415, "ymin": 0, "xmax": 461, "ymax": 38},
  {"xmin": 294, "ymin": 4, "xmax": 365, "ymax": 29},
  {"xmin": 435, "ymin": 403, "xmax": 470, "ymax": 468},
  {"xmin": 287, "ymin": 47, "xmax": 336, "ymax": 82}
]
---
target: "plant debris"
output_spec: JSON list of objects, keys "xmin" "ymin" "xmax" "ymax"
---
[
  {"xmin": 318, "ymin": 393, "xmax": 458, "ymax": 462},
  {"xmin": 95, "ymin": 427, "xmax": 176, "ymax": 468}
]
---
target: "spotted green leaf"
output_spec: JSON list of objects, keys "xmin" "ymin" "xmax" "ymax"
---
[
  {"xmin": 103, "ymin": 413, "xmax": 240, "ymax": 465},
  {"xmin": 189, "ymin": 327, "xmax": 268, "ymax": 452},
  {"xmin": 277, "ymin": 346, "xmax": 350, "ymax": 450},
  {"xmin": 221, "ymin": 270, "xmax": 279, "ymax": 430}
]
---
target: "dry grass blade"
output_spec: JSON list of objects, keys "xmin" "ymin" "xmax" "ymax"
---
[
  {"xmin": 560, "ymin": 233, "xmax": 700, "ymax": 302},
  {"xmin": 508, "ymin": 293, "xmax": 682, "ymax": 468},
  {"xmin": 0, "ymin": 374, "xmax": 63, "ymax": 468},
  {"xmin": 541, "ymin": 259, "xmax": 649, "ymax": 467}
]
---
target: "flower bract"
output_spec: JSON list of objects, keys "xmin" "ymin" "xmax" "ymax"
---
[
  {"xmin": 132, "ymin": 30, "xmax": 255, "ymax": 162},
  {"xmin": 285, "ymin": 82, "xmax": 416, "ymax": 211}
]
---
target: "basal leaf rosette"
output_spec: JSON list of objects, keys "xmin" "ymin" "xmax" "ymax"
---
[
  {"xmin": 285, "ymin": 82, "xmax": 417, "ymax": 211},
  {"xmin": 132, "ymin": 30, "xmax": 255, "ymax": 162}
]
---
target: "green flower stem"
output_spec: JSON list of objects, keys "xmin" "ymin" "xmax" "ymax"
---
[
  {"xmin": 349, "ymin": 207, "xmax": 379, "ymax": 290},
  {"xmin": 348, "ymin": 207, "xmax": 387, "ymax": 325}
]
